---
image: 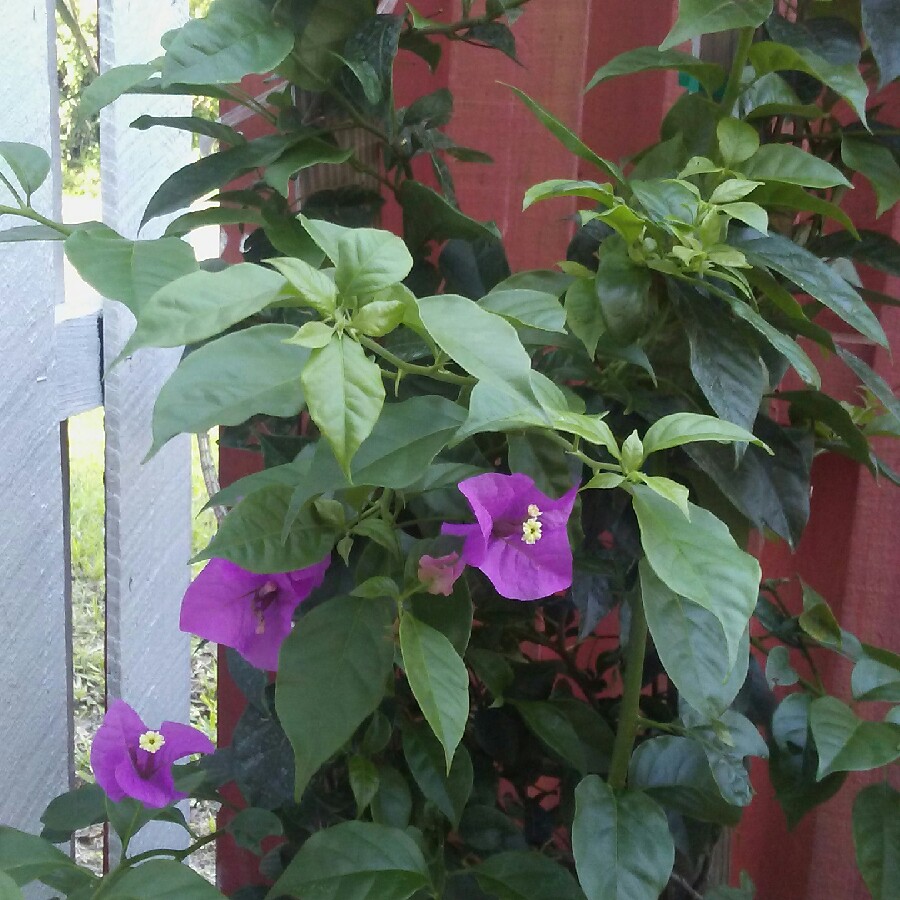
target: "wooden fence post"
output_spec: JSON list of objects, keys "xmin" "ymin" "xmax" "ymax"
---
[
  {"xmin": 98, "ymin": 0, "xmax": 194, "ymax": 857},
  {"xmin": 0, "ymin": 0, "xmax": 71, "ymax": 860}
]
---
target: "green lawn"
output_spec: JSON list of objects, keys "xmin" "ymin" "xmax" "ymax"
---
[{"xmin": 68, "ymin": 409, "xmax": 219, "ymax": 783}]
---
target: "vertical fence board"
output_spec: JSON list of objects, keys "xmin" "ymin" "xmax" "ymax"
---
[
  {"xmin": 0, "ymin": 0, "xmax": 70, "ymax": 858},
  {"xmin": 98, "ymin": 0, "xmax": 193, "ymax": 855}
]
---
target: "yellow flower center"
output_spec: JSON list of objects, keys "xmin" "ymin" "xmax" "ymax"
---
[
  {"xmin": 138, "ymin": 730, "xmax": 165, "ymax": 754},
  {"xmin": 527, "ymin": 504, "xmax": 542, "ymax": 518},
  {"xmin": 521, "ymin": 518, "xmax": 543, "ymax": 545}
]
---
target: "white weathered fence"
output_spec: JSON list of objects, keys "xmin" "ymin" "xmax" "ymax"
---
[{"xmin": 0, "ymin": 0, "xmax": 193, "ymax": 867}]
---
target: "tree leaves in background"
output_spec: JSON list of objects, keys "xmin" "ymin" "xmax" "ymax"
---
[
  {"xmin": 572, "ymin": 777, "xmax": 674, "ymax": 900},
  {"xmin": 853, "ymin": 783, "xmax": 900, "ymax": 899},
  {"xmin": 276, "ymin": 595, "xmax": 395, "ymax": 799}
]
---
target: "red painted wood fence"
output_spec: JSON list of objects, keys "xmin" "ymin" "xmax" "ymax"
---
[{"xmin": 217, "ymin": 3, "xmax": 899, "ymax": 895}]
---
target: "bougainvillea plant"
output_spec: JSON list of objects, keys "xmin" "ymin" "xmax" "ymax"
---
[{"xmin": 1, "ymin": 0, "xmax": 899, "ymax": 898}]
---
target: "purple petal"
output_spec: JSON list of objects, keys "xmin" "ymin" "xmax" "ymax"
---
[
  {"xmin": 283, "ymin": 557, "xmax": 330, "ymax": 598},
  {"xmin": 159, "ymin": 721, "xmax": 215, "ymax": 765},
  {"xmin": 477, "ymin": 525, "xmax": 574, "ymax": 600},
  {"xmin": 457, "ymin": 472, "xmax": 536, "ymax": 536},
  {"xmin": 90, "ymin": 700, "xmax": 147, "ymax": 800},
  {"xmin": 114, "ymin": 755, "xmax": 174, "ymax": 809},
  {"xmin": 441, "ymin": 522, "xmax": 486, "ymax": 567}
]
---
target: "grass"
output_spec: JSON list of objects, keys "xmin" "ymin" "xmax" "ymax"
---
[{"xmin": 68, "ymin": 409, "xmax": 219, "ymax": 781}]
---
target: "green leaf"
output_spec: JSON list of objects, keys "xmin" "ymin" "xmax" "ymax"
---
[
  {"xmin": 523, "ymin": 179, "xmax": 614, "ymax": 209},
  {"xmin": 151, "ymin": 324, "xmax": 307, "ymax": 454},
  {"xmin": 299, "ymin": 216, "xmax": 413, "ymax": 296},
  {"xmin": 482, "ymin": 279, "xmax": 566, "ymax": 333},
  {"xmin": 226, "ymin": 807, "xmax": 283, "ymax": 854},
  {"xmin": 595, "ymin": 241, "xmax": 651, "ymax": 344},
  {"xmin": 673, "ymin": 284, "xmax": 766, "ymax": 432},
  {"xmin": 400, "ymin": 613, "xmax": 469, "ymax": 771},
  {"xmin": 748, "ymin": 181, "xmax": 857, "ymax": 235},
  {"xmin": 739, "ymin": 71, "xmax": 823, "ymax": 121},
  {"xmin": 507, "ymin": 85, "xmax": 623, "ymax": 186},
  {"xmin": 276, "ymin": 595, "xmax": 395, "ymax": 798},
  {"xmin": 731, "ymin": 230, "xmax": 887, "ymax": 347},
  {"xmin": 0, "ymin": 827, "xmax": 96, "ymax": 893},
  {"xmin": 629, "ymin": 735, "xmax": 741, "ymax": 825},
  {"xmin": 266, "ymin": 821, "xmax": 430, "ymax": 900},
  {"xmin": 76, "ymin": 62, "xmax": 159, "ymax": 120},
  {"xmin": 565, "ymin": 277, "xmax": 606, "ymax": 358},
  {"xmin": 636, "ymin": 475, "xmax": 690, "ymax": 517},
  {"xmin": 742, "ymin": 143, "xmax": 850, "ymax": 189},
  {"xmin": 748, "ymin": 41, "xmax": 869, "ymax": 124},
  {"xmin": 141, "ymin": 133, "xmax": 301, "ymax": 225},
  {"xmin": 588, "ymin": 47, "xmax": 726, "ymax": 94},
  {"xmin": 766, "ymin": 645, "xmax": 799, "ymax": 688},
  {"xmin": 123, "ymin": 262, "xmax": 286, "ymax": 354},
  {"xmin": 418, "ymin": 294, "xmax": 540, "ymax": 404},
  {"xmin": 398, "ymin": 180, "xmax": 499, "ymax": 251},
  {"xmin": 661, "ymin": 0, "xmax": 773, "ymax": 51},
  {"xmin": 813, "ymin": 230, "xmax": 900, "ymax": 277},
  {"xmin": 0, "ymin": 871, "xmax": 22, "ymax": 899},
  {"xmin": 810, "ymin": 697, "xmax": 900, "ymax": 779},
  {"xmin": 643, "ymin": 412, "xmax": 765, "ymax": 457},
  {"xmin": 352, "ymin": 299, "xmax": 406, "ymax": 337},
  {"xmin": 409, "ymin": 580, "xmax": 473, "ymax": 655},
  {"xmin": 371, "ymin": 766, "xmax": 413, "ymax": 828},
  {"xmin": 288, "ymin": 321, "xmax": 334, "ymax": 349},
  {"xmin": 842, "ymin": 137, "xmax": 900, "ymax": 218},
  {"xmin": 836, "ymin": 346, "xmax": 900, "ymax": 430},
  {"xmin": 640, "ymin": 560, "xmax": 749, "ymax": 719},
  {"xmin": 264, "ymin": 139, "xmax": 354, "ymax": 198},
  {"xmin": 130, "ymin": 114, "xmax": 246, "ymax": 147},
  {"xmin": 724, "ymin": 295, "xmax": 820, "ymax": 388},
  {"xmin": 472, "ymin": 851, "xmax": 587, "ymax": 900},
  {"xmin": 197, "ymin": 484, "xmax": 338, "ymax": 571},
  {"xmin": 163, "ymin": 205, "xmax": 267, "ymax": 238},
  {"xmin": 349, "ymin": 756, "xmax": 380, "ymax": 816},
  {"xmin": 862, "ymin": 0, "xmax": 900, "ymax": 88},
  {"xmin": 632, "ymin": 484, "xmax": 760, "ymax": 666},
  {"xmin": 0, "ymin": 142, "xmax": 50, "ymax": 199},
  {"xmin": 302, "ymin": 335, "xmax": 385, "ymax": 476},
  {"xmin": 268, "ymin": 257, "xmax": 336, "ymax": 313},
  {"xmin": 278, "ymin": 0, "xmax": 372, "ymax": 90},
  {"xmin": 114, "ymin": 859, "xmax": 225, "ymax": 898},
  {"xmin": 402, "ymin": 724, "xmax": 473, "ymax": 826},
  {"xmin": 853, "ymin": 657, "xmax": 900, "ymax": 703},
  {"xmin": 717, "ymin": 118, "xmax": 760, "ymax": 166},
  {"xmin": 39, "ymin": 783, "xmax": 107, "ymax": 841},
  {"xmin": 64, "ymin": 225, "xmax": 198, "ymax": 315},
  {"xmin": 782, "ymin": 390, "xmax": 874, "ymax": 471},
  {"xmin": 0, "ymin": 224, "xmax": 65, "ymax": 242},
  {"xmin": 572, "ymin": 776, "xmax": 674, "ymax": 900},
  {"xmin": 159, "ymin": 0, "xmax": 293, "ymax": 87},
  {"xmin": 512, "ymin": 701, "xmax": 589, "ymax": 774},
  {"xmin": 105, "ymin": 797, "xmax": 190, "ymax": 850},
  {"xmin": 853, "ymin": 783, "xmax": 900, "ymax": 899}
]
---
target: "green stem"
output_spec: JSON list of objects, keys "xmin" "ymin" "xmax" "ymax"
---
[
  {"xmin": 607, "ymin": 595, "xmax": 649, "ymax": 791},
  {"xmin": 223, "ymin": 86, "xmax": 277, "ymax": 125},
  {"xmin": 0, "ymin": 204, "xmax": 72, "ymax": 236},
  {"xmin": 358, "ymin": 335, "xmax": 475, "ymax": 386},
  {"xmin": 0, "ymin": 172, "xmax": 24, "ymax": 207},
  {"xmin": 720, "ymin": 26, "xmax": 755, "ymax": 113}
]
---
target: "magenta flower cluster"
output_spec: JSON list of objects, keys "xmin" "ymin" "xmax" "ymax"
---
[{"xmin": 91, "ymin": 472, "xmax": 576, "ymax": 809}]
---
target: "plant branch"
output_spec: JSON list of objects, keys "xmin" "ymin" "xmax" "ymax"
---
[
  {"xmin": 0, "ymin": 205, "xmax": 72, "ymax": 236},
  {"xmin": 0, "ymin": 172, "xmax": 24, "ymax": 207},
  {"xmin": 607, "ymin": 595, "xmax": 648, "ymax": 790},
  {"xmin": 412, "ymin": 0, "xmax": 530, "ymax": 36},
  {"xmin": 56, "ymin": 0, "xmax": 99, "ymax": 77},
  {"xmin": 358, "ymin": 335, "xmax": 475, "ymax": 386}
]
